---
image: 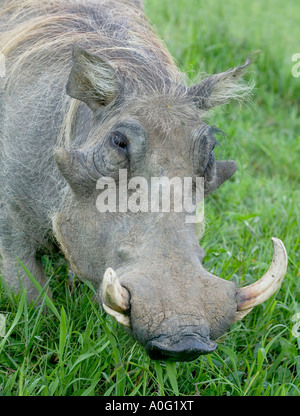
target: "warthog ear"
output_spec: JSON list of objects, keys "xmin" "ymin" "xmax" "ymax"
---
[
  {"xmin": 66, "ymin": 46, "xmax": 119, "ymax": 111},
  {"xmin": 188, "ymin": 58, "xmax": 252, "ymax": 110}
]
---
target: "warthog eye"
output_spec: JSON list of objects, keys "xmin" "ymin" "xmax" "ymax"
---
[
  {"xmin": 205, "ymin": 148, "xmax": 215, "ymax": 173},
  {"xmin": 111, "ymin": 132, "xmax": 128, "ymax": 152}
]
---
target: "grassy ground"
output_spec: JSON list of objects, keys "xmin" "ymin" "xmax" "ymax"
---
[{"xmin": 0, "ymin": 0, "xmax": 299, "ymax": 396}]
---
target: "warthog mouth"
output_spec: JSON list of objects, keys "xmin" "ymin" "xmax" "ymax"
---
[{"xmin": 145, "ymin": 330, "xmax": 217, "ymax": 361}]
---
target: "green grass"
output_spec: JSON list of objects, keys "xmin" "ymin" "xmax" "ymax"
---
[{"xmin": 0, "ymin": 0, "xmax": 299, "ymax": 396}]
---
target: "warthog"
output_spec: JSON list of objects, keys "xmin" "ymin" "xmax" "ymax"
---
[{"xmin": 0, "ymin": 0, "xmax": 287, "ymax": 361}]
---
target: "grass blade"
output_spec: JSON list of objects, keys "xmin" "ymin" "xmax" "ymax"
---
[
  {"xmin": 165, "ymin": 362, "xmax": 179, "ymax": 396},
  {"xmin": 17, "ymin": 259, "xmax": 60, "ymax": 319},
  {"xmin": 0, "ymin": 291, "xmax": 26, "ymax": 354}
]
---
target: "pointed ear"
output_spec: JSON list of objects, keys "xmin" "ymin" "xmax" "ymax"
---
[
  {"xmin": 66, "ymin": 46, "xmax": 119, "ymax": 111},
  {"xmin": 188, "ymin": 58, "xmax": 252, "ymax": 110}
]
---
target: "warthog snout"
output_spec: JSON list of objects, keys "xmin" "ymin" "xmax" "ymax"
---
[{"xmin": 101, "ymin": 238, "xmax": 287, "ymax": 361}]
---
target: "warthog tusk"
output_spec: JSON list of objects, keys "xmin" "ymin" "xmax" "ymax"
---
[
  {"xmin": 235, "ymin": 238, "xmax": 288, "ymax": 321},
  {"xmin": 102, "ymin": 268, "xmax": 130, "ymax": 326},
  {"xmin": 102, "ymin": 267, "xmax": 130, "ymax": 312},
  {"xmin": 102, "ymin": 303, "xmax": 131, "ymax": 327}
]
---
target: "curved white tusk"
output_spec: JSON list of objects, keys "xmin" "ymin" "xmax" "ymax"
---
[
  {"xmin": 234, "ymin": 308, "xmax": 254, "ymax": 322},
  {"xmin": 235, "ymin": 238, "xmax": 288, "ymax": 321},
  {"xmin": 102, "ymin": 268, "xmax": 130, "ymax": 313},
  {"xmin": 102, "ymin": 303, "xmax": 131, "ymax": 327}
]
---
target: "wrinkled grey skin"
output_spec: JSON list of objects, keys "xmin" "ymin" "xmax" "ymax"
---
[{"xmin": 0, "ymin": 0, "xmax": 249, "ymax": 361}]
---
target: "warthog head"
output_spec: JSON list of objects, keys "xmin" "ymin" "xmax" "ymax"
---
[{"xmin": 53, "ymin": 48, "xmax": 287, "ymax": 361}]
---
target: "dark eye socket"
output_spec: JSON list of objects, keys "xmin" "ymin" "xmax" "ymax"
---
[
  {"xmin": 204, "ymin": 149, "xmax": 215, "ymax": 172},
  {"xmin": 204, "ymin": 140, "xmax": 218, "ymax": 173},
  {"xmin": 110, "ymin": 132, "xmax": 128, "ymax": 152}
]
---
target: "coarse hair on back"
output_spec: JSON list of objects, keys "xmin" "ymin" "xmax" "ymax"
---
[{"xmin": 0, "ymin": 0, "xmax": 183, "ymax": 88}]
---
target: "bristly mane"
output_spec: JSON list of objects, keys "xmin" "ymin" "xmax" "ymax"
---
[
  {"xmin": 0, "ymin": 0, "xmax": 193, "ymax": 144},
  {"xmin": 0, "ymin": 0, "xmax": 185, "ymax": 89}
]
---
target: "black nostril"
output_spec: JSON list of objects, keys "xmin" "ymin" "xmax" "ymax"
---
[{"xmin": 146, "ymin": 335, "xmax": 217, "ymax": 362}]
